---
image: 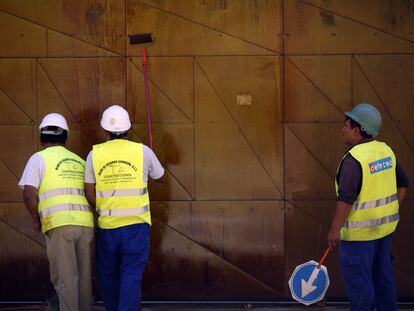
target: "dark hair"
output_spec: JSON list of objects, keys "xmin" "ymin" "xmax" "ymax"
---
[
  {"xmin": 108, "ymin": 131, "xmax": 128, "ymax": 140},
  {"xmin": 40, "ymin": 126, "xmax": 68, "ymax": 144},
  {"xmin": 345, "ymin": 116, "xmax": 372, "ymax": 138}
]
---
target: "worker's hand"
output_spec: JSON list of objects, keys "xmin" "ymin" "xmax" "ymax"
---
[
  {"xmin": 33, "ymin": 219, "xmax": 41, "ymax": 233},
  {"xmin": 327, "ymin": 228, "xmax": 340, "ymax": 249}
]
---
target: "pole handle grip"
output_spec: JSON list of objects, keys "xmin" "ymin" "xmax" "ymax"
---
[{"xmin": 317, "ymin": 247, "xmax": 331, "ymax": 269}]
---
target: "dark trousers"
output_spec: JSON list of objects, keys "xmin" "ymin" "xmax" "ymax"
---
[
  {"xmin": 96, "ymin": 223, "xmax": 150, "ymax": 311},
  {"xmin": 340, "ymin": 234, "xmax": 397, "ymax": 311}
]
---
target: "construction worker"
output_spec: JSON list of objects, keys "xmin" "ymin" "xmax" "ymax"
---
[
  {"xmin": 84, "ymin": 105, "xmax": 164, "ymax": 311},
  {"xmin": 327, "ymin": 103, "xmax": 409, "ymax": 310},
  {"xmin": 18, "ymin": 113, "xmax": 94, "ymax": 311}
]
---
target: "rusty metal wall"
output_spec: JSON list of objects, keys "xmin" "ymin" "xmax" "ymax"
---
[{"xmin": 0, "ymin": 0, "xmax": 413, "ymax": 301}]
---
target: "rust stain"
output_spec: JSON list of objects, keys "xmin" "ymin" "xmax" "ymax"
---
[
  {"xmin": 62, "ymin": 0, "xmax": 81, "ymax": 27},
  {"xmin": 387, "ymin": 0, "xmax": 397, "ymax": 26},
  {"xmin": 401, "ymin": 0, "xmax": 412, "ymax": 14},
  {"xmin": 85, "ymin": 2, "xmax": 105, "ymax": 35},
  {"xmin": 202, "ymin": 0, "xmax": 227, "ymax": 11},
  {"xmin": 218, "ymin": 0, "xmax": 227, "ymax": 10},
  {"xmin": 296, "ymin": 1, "xmax": 306, "ymax": 34},
  {"xmin": 320, "ymin": 10, "xmax": 336, "ymax": 27},
  {"xmin": 250, "ymin": 0, "xmax": 261, "ymax": 26}
]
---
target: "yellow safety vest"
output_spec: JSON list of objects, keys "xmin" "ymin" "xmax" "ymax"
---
[
  {"xmin": 37, "ymin": 146, "xmax": 93, "ymax": 233},
  {"xmin": 92, "ymin": 139, "xmax": 151, "ymax": 229},
  {"xmin": 336, "ymin": 140, "xmax": 399, "ymax": 241}
]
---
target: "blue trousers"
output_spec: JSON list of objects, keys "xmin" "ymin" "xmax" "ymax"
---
[
  {"xmin": 96, "ymin": 223, "xmax": 150, "ymax": 311},
  {"xmin": 340, "ymin": 234, "xmax": 397, "ymax": 311}
]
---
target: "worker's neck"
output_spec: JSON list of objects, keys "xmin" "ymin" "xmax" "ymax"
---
[
  {"xmin": 108, "ymin": 137, "xmax": 127, "ymax": 141},
  {"xmin": 42, "ymin": 143, "xmax": 65, "ymax": 148},
  {"xmin": 351, "ymin": 137, "xmax": 373, "ymax": 146}
]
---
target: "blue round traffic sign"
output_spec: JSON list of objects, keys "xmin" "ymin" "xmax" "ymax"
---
[{"xmin": 288, "ymin": 260, "xmax": 330, "ymax": 305}]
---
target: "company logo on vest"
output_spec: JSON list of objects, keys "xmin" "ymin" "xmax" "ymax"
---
[{"xmin": 368, "ymin": 157, "xmax": 392, "ymax": 174}]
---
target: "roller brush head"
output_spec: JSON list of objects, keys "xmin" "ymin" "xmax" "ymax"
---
[{"xmin": 128, "ymin": 33, "xmax": 153, "ymax": 44}]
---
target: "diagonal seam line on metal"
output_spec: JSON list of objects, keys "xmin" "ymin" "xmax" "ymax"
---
[
  {"xmin": 0, "ymin": 158, "xmax": 19, "ymax": 181},
  {"xmin": 137, "ymin": 0, "xmax": 278, "ymax": 54},
  {"xmin": 299, "ymin": 0, "xmax": 414, "ymax": 45},
  {"xmin": 46, "ymin": 29, "xmax": 119, "ymax": 57},
  {"xmin": 152, "ymin": 215, "xmax": 282, "ymax": 295},
  {"xmin": 195, "ymin": 59, "xmax": 283, "ymax": 199},
  {"xmin": 286, "ymin": 125, "xmax": 336, "ymax": 180},
  {"xmin": 129, "ymin": 59, "xmax": 193, "ymax": 122},
  {"xmin": 0, "ymin": 219, "xmax": 45, "ymax": 249},
  {"xmin": 37, "ymin": 61, "xmax": 93, "ymax": 144},
  {"xmin": 288, "ymin": 200, "xmax": 331, "ymax": 229},
  {"xmin": 0, "ymin": 87, "xmax": 34, "ymax": 122},
  {"xmin": 392, "ymin": 262, "xmax": 414, "ymax": 283},
  {"xmin": 353, "ymin": 56, "xmax": 414, "ymax": 154},
  {"xmin": 0, "ymin": 9, "xmax": 122, "ymax": 57},
  {"xmin": 287, "ymin": 57, "xmax": 345, "ymax": 116},
  {"xmin": 129, "ymin": 127, "xmax": 194, "ymax": 200}
]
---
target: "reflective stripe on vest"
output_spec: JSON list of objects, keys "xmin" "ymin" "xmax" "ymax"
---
[
  {"xmin": 39, "ymin": 203, "xmax": 91, "ymax": 219},
  {"xmin": 37, "ymin": 146, "xmax": 94, "ymax": 233},
  {"xmin": 38, "ymin": 187, "xmax": 85, "ymax": 201},
  {"xmin": 96, "ymin": 188, "xmax": 147, "ymax": 198},
  {"xmin": 352, "ymin": 193, "xmax": 398, "ymax": 211},
  {"xmin": 93, "ymin": 140, "xmax": 151, "ymax": 229},
  {"xmin": 97, "ymin": 205, "xmax": 149, "ymax": 217},
  {"xmin": 343, "ymin": 213, "xmax": 399, "ymax": 229},
  {"xmin": 335, "ymin": 140, "xmax": 399, "ymax": 241}
]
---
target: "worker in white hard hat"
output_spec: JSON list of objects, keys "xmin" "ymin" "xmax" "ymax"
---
[
  {"xmin": 84, "ymin": 105, "xmax": 164, "ymax": 311},
  {"xmin": 18, "ymin": 113, "xmax": 94, "ymax": 311},
  {"xmin": 327, "ymin": 103, "xmax": 409, "ymax": 310}
]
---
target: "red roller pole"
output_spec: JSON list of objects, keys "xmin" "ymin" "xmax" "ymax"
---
[
  {"xmin": 141, "ymin": 47, "xmax": 153, "ymax": 149},
  {"xmin": 128, "ymin": 33, "xmax": 154, "ymax": 149}
]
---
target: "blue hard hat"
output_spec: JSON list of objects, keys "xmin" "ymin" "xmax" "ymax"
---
[{"xmin": 345, "ymin": 103, "xmax": 382, "ymax": 137}]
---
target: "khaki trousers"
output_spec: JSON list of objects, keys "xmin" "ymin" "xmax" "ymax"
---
[{"xmin": 46, "ymin": 225, "xmax": 94, "ymax": 311}]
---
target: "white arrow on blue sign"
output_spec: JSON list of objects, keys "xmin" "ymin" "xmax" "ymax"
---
[{"xmin": 288, "ymin": 260, "xmax": 330, "ymax": 306}]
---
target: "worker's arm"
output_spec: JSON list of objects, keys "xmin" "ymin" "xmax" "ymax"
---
[
  {"xmin": 155, "ymin": 174, "xmax": 167, "ymax": 183},
  {"xmin": 22, "ymin": 185, "xmax": 41, "ymax": 233},
  {"xmin": 398, "ymin": 187, "xmax": 407, "ymax": 204},
  {"xmin": 84, "ymin": 151, "xmax": 97, "ymax": 211},
  {"xmin": 327, "ymin": 201, "xmax": 352, "ymax": 249},
  {"xmin": 144, "ymin": 145, "xmax": 165, "ymax": 183},
  {"xmin": 328, "ymin": 154, "xmax": 360, "ymax": 248},
  {"xmin": 84, "ymin": 183, "xmax": 96, "ymax": 208},
  {"xmin": 84, "ymin": 182, "xmax": 99, "ymax": 227},
  {"xmin": 395, "ymin": 161, "xmax": 409, "ymax": 205}
]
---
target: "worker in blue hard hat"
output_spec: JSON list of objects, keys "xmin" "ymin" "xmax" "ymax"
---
[{"xmin": 327, "ymin": 103, "xmax": 409, "ymax": 310}]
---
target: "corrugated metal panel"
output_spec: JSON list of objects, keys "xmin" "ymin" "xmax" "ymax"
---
[{"xmin": 0, "ymin": 0, "xmax": 413, "ymax": 301}]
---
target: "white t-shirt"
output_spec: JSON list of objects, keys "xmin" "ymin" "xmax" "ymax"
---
[
  {"xmin": 18, "ymin": 153, "xmax": 45, "ymax": 189},
  {"xmin": 19, "ymin": 145, "xmax": 164, "ymax": 189},
  {"xmin": 84, "ymin": 144, "xmax": 164, "ymax": 184}
]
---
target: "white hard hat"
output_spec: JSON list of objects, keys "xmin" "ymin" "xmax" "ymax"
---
[
  {"xmin": 100, "ymin": 105, "xmax": 131, "ymax": 132},
  {"xmin": 39, "ymin": 113, "xmax": 69, "ymax": 131}
]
